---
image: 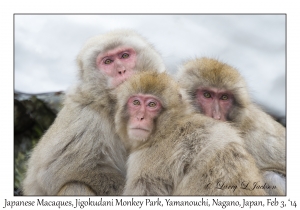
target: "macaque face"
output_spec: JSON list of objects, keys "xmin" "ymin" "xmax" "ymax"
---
[
  {"xmin": 97, "ymin": 46, "xmax": 137, "ymax": 88},
  {"xmin": 127, "ymin": 94, "xmax": 162, "ymax": 141},
  {"xmin": 196, "ymin": 87, "xmax": 233, "ymax": 121}
]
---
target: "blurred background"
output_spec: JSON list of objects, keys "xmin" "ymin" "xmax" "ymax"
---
[{"xmin": 14, "ymin": 14, "xmax": 286, "ymax": 194}]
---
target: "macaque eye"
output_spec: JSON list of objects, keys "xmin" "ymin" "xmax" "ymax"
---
[
  {"xmin": 148, "ymin": 102, "xmax": 157, "ymax": 107},
  {"xmin": 121, "ymin": 53, "xmax": 129, "ymax": 59},
  {"xmin": 104, "ymin": 59, "xmax": 113, "ymax": 64},
  {"xmin": 203, "ymin": 92, "xmax": 211, "ymax": 98},
  {"xmin": 221, "ymin": 95, "xmax": 228, "ymax": 100},
  {"xmin": 133, "ymin": 100, "xmax": 140, "ymax": 105}
]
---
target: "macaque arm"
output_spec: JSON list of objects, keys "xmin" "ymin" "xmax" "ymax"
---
[
  {"xmin": 174, "ymin": 142, "xmax": 267, "ymax": 196},
  {"xmin": 57, "ymin": 182, "xmax": 96, "ymax": 195},
  {"xmin": 123, "ymin": 152, "xmax": 173, "ymax": 195},
  {"xmin": 123, "ymin": 176, "xmax": 172, "ymax": 196}
]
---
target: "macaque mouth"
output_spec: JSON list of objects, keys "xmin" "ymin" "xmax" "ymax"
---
[
  {"xmin": 129, "ymin": 127, "xmax": 151, "ymax": 141},
  {"xmin": 130, "ymin": 127, "xmax": 150, "ymax": 132}
]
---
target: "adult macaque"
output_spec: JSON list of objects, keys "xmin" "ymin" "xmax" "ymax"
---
[
  {"xmin": 114, "ymin": 70, "xmax": 266, "ymax": 195},
  {"xmin": 177, "ymin": 57, "xmax": 286, "ymax": 195},
  {"xmin": 22, "ymin": 29, "xmax": 165, "ymax": 195}
]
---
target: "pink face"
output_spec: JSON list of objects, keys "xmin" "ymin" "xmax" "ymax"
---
[
  {"xmin": 97, "ymin": 46, "xmax": 137, "ymax": 88},
  {"xmin": 196, "ymin": 87, "xmax": 233, "ymax": 121},
  {"xmin": 127, "ymin": 94, "xmax": 162, "ymax": 141}
]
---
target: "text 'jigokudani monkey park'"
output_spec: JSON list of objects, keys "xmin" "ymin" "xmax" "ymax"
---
[{"xmin": 21, "ymin": 29, "xmax": 286, "ymax": 196}]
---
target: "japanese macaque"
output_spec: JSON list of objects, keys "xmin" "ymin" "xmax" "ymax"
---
[
  {"xmin": 22, "ymin": 29, "xmax": 165, "ymax": 195},
  {"xmin": 177, "ymin": 57, "xmax": 286, "ymax": 195},
  {"xmin": 114, "ymin": 70, "xmax": 267, "ymax": 195}
]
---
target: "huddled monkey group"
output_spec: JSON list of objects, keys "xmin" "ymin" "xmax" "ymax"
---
[{"xmin": 22, "ymin": 29, "xmax": 286, "ymax": 196}]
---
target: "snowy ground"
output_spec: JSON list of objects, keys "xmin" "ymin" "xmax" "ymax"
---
[{"xmin": 14, "ymin": 14, "xmax": 286, "ymax": 117}]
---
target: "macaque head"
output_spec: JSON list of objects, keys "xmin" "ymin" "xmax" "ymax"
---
[
  {"xmin": 127, "ymin": 94, "xmax": 162, "ymax": 141},
  {"xmin": 96, "ymin": 46, "xmax": 136, "ymax": 87},
  {"xmin": 195, "ymin": 87, "xmax": 233, "ymax": 121},
  {"xmin": 114, "ymin": 70, "xmax": 192, "ymax": 151},
  {"xmin": 177, "ymin": 57, "xmax": 251, "ymax": 122},
  {"xmin": 76, "ymin": 29, "xmax": 165, "ymax": 91}
]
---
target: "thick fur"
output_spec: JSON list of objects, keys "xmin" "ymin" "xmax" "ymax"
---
[
  {"xmin": 177, "ymin": 57, "xmax": 286, "ymax": 195},
  {"xmin": 22, "ymin": 29, "xmax": 166, "ymax": 195},
  {"xmin": 114, "ymin": 71, "xmax": 266, "ymax": 195}
]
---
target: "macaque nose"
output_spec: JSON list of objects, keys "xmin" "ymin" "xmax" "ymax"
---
[
  {"xmin": 137, "ymin": 108, "xmax": 145, "ymax": 121},
  {"xmin": 136, "ymin": 113, "xmax": 145, "ymax": 121},
  {"xmin": 212, "ymin": 111, "xmax": 221, "ymax": 120},
  {"xmin": 212, "ymin": 101, "xmax": 221, "ymax": 120},
  {"xmin": 118, "ymin": 69, "xmax": 126, "ymax": 75},
  {"xmin": 116, "ymin": 62, "xmax": 126, "ymax": 75},
  {"xmin": 137, "ymin": 116, "xmax": 144, "ymax": 121}
]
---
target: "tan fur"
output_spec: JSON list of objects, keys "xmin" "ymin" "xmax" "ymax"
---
[
  {"xmin": 177, "ymin": 57, "xmax": 286, "ymax": 195},
  {"xmin": 57, "ymin": 182, "xmax": 96, "ymax": 195},
  {"xmin": 22, "ymin": 29, "xmax": 165, "ymax": 195},
  {"xmin": 114, "ymin": 71, "xmax": 266, "ymax": 195}
]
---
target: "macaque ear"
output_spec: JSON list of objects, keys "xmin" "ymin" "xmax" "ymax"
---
[
  {"xmin": 178, "ymin": 87, "xmax": 186, "ymax": 97},
  {"xmin": 179, "ymin": 93, "xmax": 182, "ymax": 100},
  {"xmin": 76, "ymin": 57, "xmax": 84, "ymax": 79},
  {"xmin": 178, "ymin": 88, "xmax": 192, "ymax": 103}
]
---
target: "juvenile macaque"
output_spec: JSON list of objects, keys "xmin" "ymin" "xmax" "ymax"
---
[
  {"xmin": 22, "ymin": 29, "xmax": 165, "ymax": 195},
  {"xmin": 177, "ymin": 57, "xmax": 286, "ymax": 195},
  {"xmin": 114, "ymin": 70, "xmax": 266, "ymax": 195}
]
